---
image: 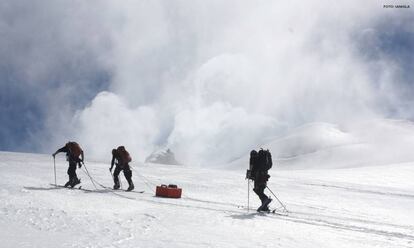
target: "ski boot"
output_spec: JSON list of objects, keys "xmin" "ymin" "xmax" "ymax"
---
[
  {"xmin": 126, "ymin": 182, "xmax": 134, "ymax": 192},
  {"xmin": 70, "ymin": 178, "xmax": 81, "ymax": 188},
  {"xmin": 257, "ymin": 198, "xmax": 272, "ymax": 212},
  {"xmin": 261, "ymin": 206, "xmax": 270, "ymax": 212},
  {"xmin": 113, "ymin": 182, "xmax": 120, "ymax": 190},
  {"xmin": 64, "ymin": 181, "xmax": 71, "ymax": 187}
]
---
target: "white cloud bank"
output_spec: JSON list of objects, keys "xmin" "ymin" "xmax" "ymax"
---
[{"xmin": 2, "ymin": 1, "xmax": 413, "ymax": 165}]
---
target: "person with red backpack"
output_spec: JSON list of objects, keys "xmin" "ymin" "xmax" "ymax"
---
[
  {"xmin": 110, "ymin": 146, "xmax": 134, "ymax": 191},
  {"xmin": 52, "ymin": 142, "xmax": 84, "ymax": 188}
]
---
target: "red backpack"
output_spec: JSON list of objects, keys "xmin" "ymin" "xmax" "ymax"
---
[
  {"xmin": 66, "ymin": 142, "xmax": 83, "ymax": 158},
  {"xmin": 117, "ymin": 146, "xmax": 131, "ymax": 164}
]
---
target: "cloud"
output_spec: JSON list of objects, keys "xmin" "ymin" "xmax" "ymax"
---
[
  {"xmin": 72, "ymin": 91, "xmax": 160, "ymax": 161},
  {"xmin": 0, "ymin": 0, "xmax": 112, "ymax": 151},
  {"xmin": 167, "ymin": 101, "xmax": 280, "ymax": 166},
  {"xmin": 1, "ymin": 1, "xmax": 413, "ymax": 165}
]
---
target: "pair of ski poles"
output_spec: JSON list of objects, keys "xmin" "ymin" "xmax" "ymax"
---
[
  {"xmin": 247, "ymin": 178, "xmax": 288, "ymax": 213},
  {"xmin": 53, "ymin": 157, "xmax": 97, "ymax": 189}
]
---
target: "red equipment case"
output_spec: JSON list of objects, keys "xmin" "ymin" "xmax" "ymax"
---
[{"xmin": 156, "ymin": 184, "xmax": 182, "ymax": 198}]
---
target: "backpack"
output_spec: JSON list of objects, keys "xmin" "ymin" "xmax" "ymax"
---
[
  {"xmin": 257, "ymin": 149, "xmax": 272, "ymax": 171},
  {"xmin": 66, "ymin": 142, "xmax": 82, "ymax": 158},
  {"xmin": 249, "ymin": 150, "xmax": 258, "ymax": 171},
  {"xmin": 247, "ymin": 150, "xmax": 259, "ymax": 180},
  {"xmin": 117, "ymin": 146, "xmax": 132, "ymax": 164}
]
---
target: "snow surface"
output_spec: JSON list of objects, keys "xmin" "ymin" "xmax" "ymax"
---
[
  {"xmin": 1, "ymin": 148, "xmax": 414, "ymax": 247},
  {"xmin": 1, "ymin": 120, "xmax": 414, "ymax": 247}
]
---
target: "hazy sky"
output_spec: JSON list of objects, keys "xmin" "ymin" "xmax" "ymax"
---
[{"xmin": 1, "ymin": 1, "xmax": 413, "ymax": 165}]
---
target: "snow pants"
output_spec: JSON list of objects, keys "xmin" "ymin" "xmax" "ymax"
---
[
  {"xmin": 67, "ymin": 160, "xmax": 79, "ymax": 183},
  {"xmin": 253, "ymin": 172, "xmax": 270, "ymax": 205},
  {"xmin": 113, "ymin": 165, "xmax": 133, "ymax": 186}
]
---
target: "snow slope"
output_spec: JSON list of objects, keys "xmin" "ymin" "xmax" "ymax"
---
[
  {"xmin": 1, "ymin": 149, "xmax": 414, "ymax": 248},
  {"xmin": 229, "ymin": 120, "xmax": 414, "ymax": 169}
]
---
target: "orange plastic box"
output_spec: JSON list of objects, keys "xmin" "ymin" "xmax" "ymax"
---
[{"xmin": 156, "ymin": 184, "xmax": 182, "ymax": 198}]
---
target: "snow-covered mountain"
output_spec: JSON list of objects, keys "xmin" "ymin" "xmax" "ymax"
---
[
  {"xmin": 1, "ymin": 120, "xmax": 414, "ymax": 247},
  {"xmin": 145, "ymin": 148, "xmax": 181, "ymax": 165}
]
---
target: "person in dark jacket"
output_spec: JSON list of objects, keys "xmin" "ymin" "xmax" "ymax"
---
[
  {"xmin": 250, "ymin": 149, "xmax": 272, "ymax": 211},
  {"xmin": 52, "ymin": 142, "xmax": 84, "ymax": 187},
  {"xmin": 110, "ymin": 146, "xmax": 134, "ymax": 191}
]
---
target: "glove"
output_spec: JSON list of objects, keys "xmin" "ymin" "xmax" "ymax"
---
[
  {"xmin": 52, "ymin": 153, "xmax": 56, "ymax": 158},
  {"xmin": 109, "ymin": 167, "xmax": 112, "ymax": 173},
  {"xmin": 78, "ymin": 162, "xmax": 82, "ymax": 168}
]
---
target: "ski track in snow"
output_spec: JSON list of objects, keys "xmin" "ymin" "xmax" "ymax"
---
[
  {"xmin": 1, "ymin": 152, "xmax": 414, "ymax": 248},
  {"xmin": 303, "ymin": 182, "xmax": 414, "ymax": 199},
  {"xmin": 106, "ymin": 192, "xmax": 414, "ymax": 243}
]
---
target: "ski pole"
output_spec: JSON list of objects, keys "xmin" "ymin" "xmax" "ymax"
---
[
  {"xmin": 53, "ymin": 157, "xmax": 57, "ymax": 186},
  {"xmin": 247, "ymin": 179, "xmax": 250, "ymax": 212},
  {"xmin": 266, "ymin": 185, "xmax": 288, "ymax": 212}
]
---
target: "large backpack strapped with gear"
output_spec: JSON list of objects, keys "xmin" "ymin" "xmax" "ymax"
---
[
  {"xmin": 66, "ymin": 142, "xmax": 83, "ymax": 158},
  {"xmin": 117, "ymin": 146, "xmax": 132, "ymax": 164},
  {"xmin": 257, "ymin": 148, "xmax": 272, "ymax": 171}
]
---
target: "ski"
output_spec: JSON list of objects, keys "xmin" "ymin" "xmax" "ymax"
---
[
  {"xmin": 257, "ymin": 209, "xmax": 288, "ymax": 216},
  {"xmin": 112, "ymin": 188, "xmax": 144, "ymax": 194},
  {"xmin": 50, "ymin": 183, "xmax": 143, "ymax": 193},
  {"xmin": 128, "ymin": 190, "xmax": 144, "ymax": 194},
  {"xmin": 98, "ymin": 184, "xmax": 144, "ymax": 193},
  {"xmin": 260, "ymin": 209, "xmax": 288, "ymax": 216},
  {"xmin": 50, "ymin": 184, "xmax": 83, "ymax": 190},
  {"xmin": 237, "ymin": 205, "xmax": 288, "ymax": 216}
]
